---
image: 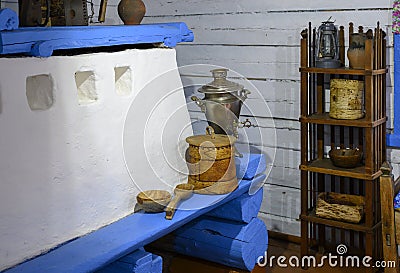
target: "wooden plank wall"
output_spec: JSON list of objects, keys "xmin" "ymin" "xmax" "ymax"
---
[
  {"xmin": 141, "ymin": 0, "xmax": 394, "ymax": 236},
  {"xmin": 1, "ymin": 0, "xmax": 397, "ymax": 236}
]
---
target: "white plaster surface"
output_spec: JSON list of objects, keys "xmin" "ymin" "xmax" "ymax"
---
[
  {"xmin": 0, "ymin": 48, "xmax": 192, "ymax": 271},
  {"xmin": 26, "ymin": 74, "xmax": 54, "ymax": 111},
  {"xmin": 75, "ymin": 70, "xmax": 98, "ymax": 105},
  {"xmin": 114, "ymin": 66, "xmax": 133, "ymax": 96}
]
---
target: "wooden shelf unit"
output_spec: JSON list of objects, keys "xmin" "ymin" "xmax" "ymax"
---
[{"xmin": 299, "ymin": 22, "xmax": 386, "ymax": 269}]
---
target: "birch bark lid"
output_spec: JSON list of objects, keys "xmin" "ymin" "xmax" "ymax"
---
[{"xmin": 185, "ymin": 126, "xmax": 236, "ymax": 148}]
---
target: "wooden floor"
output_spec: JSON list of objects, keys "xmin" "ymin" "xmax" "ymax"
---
[
  {"xmin": 265, "ymin": 238, "xmax": 366, "ymax": 273},
  {"xmin": 148, "ymin": 237, "xmax": 370, "ymax": 272},
  {"xmin": 149, "ymin": 237, "xmax": 394, "ymax": 273}
]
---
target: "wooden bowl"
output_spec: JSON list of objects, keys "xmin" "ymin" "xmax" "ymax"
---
[
  {"xmin": 136, "ymin": 190, "xmax": 171, "ymax": 213},
  {"xmin": 329, "ymin": 148, "xmax": 363, "ymax": 168}
]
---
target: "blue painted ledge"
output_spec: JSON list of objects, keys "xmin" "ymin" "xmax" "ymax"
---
[
  {"xmin": 0, "ymin": 8, "xmax": 18, "ymax": 31},
  {"xmin": 0, "ymin": 9, "xmax": 194, "ymax": 57},
  {"xmin": 96, "ymin": 248, "xmax": 162, "ymax": 273},
  {"xmin": 236, "ymin": 153, "xmax": 266, "ymax": 180},
  {"xmin": 206, "ymin": 186, "xmax": 263, "ymax": 223},
  {"xmin": 4, "ymin": 173, "xmax": 266, "ymax": 273}
]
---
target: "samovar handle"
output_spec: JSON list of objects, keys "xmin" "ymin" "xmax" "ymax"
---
[
  {"xmin": 240, "ymin": 89, "xmax": 251, "ymax": 101},
  {"xmin": 191, "ymin": 96, "xmax": 206, "ymax": 112},
  {"xmin": 205, "ymin": 126, "xmax": 216, "ymax": 139}
]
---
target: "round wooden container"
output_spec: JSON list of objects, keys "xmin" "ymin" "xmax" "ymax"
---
[
  {"xmin": 329, "ymin": 148, "xmax": 363, "ymax": 168},
  {"xmin": 329, "ymin": 79, "xmax": 364, "ymax": 120},
  {"xmin": 185, "ymin": 126, "xmax": 238, "ymax": 194}
]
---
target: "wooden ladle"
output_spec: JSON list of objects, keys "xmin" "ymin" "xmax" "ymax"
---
[
  {"xmin": 134, "ymin": 190, "xmax": 171, "ymax": 213},
  {"xmin": 165, "ymin": 183, "xmax": 194, "ymax": 220}
]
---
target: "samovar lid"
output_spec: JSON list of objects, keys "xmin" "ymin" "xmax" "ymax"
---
[
  {"xmin": 186, "ymin": 126, "xmax": 236, "ymax": 148},
  {"xmin": 198, "ymin": 68, "xmax": 244, "ymax": 94}
]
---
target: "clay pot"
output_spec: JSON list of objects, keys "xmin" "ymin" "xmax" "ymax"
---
[
  {"xmin": 347, "ymin": 48, "xmax": 365, "ymax": 69},
  {"xmin": 349, "ymin": 33, "xmax": 366, "ymax": 48},
  {"xmin": 347, "ymin": 33, "xmax": 366, "ymax": 69},
  {"xmin": 118, "ymin": 0, "xmax": 146, "ymax": 25}
]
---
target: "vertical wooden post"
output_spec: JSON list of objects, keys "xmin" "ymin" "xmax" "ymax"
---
[
  {"xmin": 316, "ymin": 74, "xmax": 324, "ymax": 160},
  {"xmin": 349, "ymin": 22, "xmax": 354, "ymax": 46},
  {"xmin": 380, "ymin": 162, "xmax": 399, "ymax": 273},
  {"xmin": 382, "ymin": 30, "xmax": 387, "ymax": 162},
  {"xmin": 301, "ymin": 171, "xmax": 309, "ymax": 258},
  {"xmin": 301, "ymin": 29, "xmax": 308, "ymax": 166},
  {"xmin": 300, "ymin": 28, "xmax": 309, "ymax": 259},
  {"xmin": 365, "ymin": 179, "xmax": 373, "ymax": 244},
  {"xmin": 339, "ymin": 26, "xmax": 345, "ymax": 67},
  {"xmin": 364, "ymin": 32, "xmax": 374, "ymax": 174},
  {"xmin": 364, "ymin": 31, "xmax": 374, "ymax": 121}
]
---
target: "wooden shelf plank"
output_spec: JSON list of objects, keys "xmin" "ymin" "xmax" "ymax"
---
[
  {"xmin": 299, "ymin": 67, "xmax": 387, "ymax": 75},
  {"xmin": 300, "ymin": 158, "xmax": 382, "ymax": 180},
  {"xmin": 299, "ymin": 113, "xmax": 387, "ymax": 128},
  {"xmin": 300, "ymin": 209, "xmax": 380, "ymax": 232}
]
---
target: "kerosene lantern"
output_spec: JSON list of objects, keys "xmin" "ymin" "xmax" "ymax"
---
[{"xmin": 315, "ymin": 19, "xmax": 341, "ymax": 68}]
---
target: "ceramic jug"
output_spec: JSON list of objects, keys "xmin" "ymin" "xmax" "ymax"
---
[
  {"xmin": 347, "ymin": 33, "xmax": 366, "ymax": 69},
  {"xmin": 118, "ymin": 0, "xmax": 146, "ymax": 25}
]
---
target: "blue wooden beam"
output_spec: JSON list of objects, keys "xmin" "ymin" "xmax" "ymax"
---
[
  {"xmin": 150, "ymin": 255, "xmax": 162, "ymax": 273},
  {"xmin": 0, "ymin": 8, "xmax": 18, "ymax": 31},
  {"xmin": 3, "ymin": 173, "xmax": 266, "ymax": 273},
  {"xmin": 96, "ymin": 248, "xmax": 161, "ymax": 273},
  {"xmin": 206, "ymin": 187, "xmax": 263, "ymax": 223},
  {"xmin": 157, "ymin": 217, "xmax": 268, "ymax": 271},
  {"xmin": 236, "ymin": 153, "xmax": 267, "ymax": 180},
  {"xmin": 0, "ymin": 9, "xmax": 194, "ymax": 57}
]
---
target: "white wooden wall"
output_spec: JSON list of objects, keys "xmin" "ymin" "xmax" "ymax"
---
[
  {"xmin": 0, "ymin": 0, "xmax": 397, "ymax": 236},
  {"xmin": 141, "ymin": 0, "xmax": 395, "ymax": 236}
]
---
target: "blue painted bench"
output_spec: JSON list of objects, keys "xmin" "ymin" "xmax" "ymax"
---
[
  {"xmin": 149, "ymin": 187, "xmax": 267, "ymax": 271},
  {"xmin": 0, "ymin": 9, "xmax": 194, "ymax": 57},
  {"xmin": 3, "ymin": 155, "xmax": 266, "ymax": 273}
]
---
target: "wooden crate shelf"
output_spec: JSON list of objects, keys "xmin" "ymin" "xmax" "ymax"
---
[{"xmin": 299, "ymin": 22, "xmax": 386, "ymax": 270}]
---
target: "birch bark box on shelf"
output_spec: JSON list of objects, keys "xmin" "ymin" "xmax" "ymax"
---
[
  {"xmin": 329, "ymin": 79, "xmax": 364, "ymax": 120},
  {"xmin": 315, "ymin": 192, "xmax": 365, "ymax": 224}
]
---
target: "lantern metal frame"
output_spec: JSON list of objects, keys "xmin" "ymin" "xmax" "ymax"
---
[{"xmin": 315, "ymin": 19, "xmax": 341, "ymax": 68}]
